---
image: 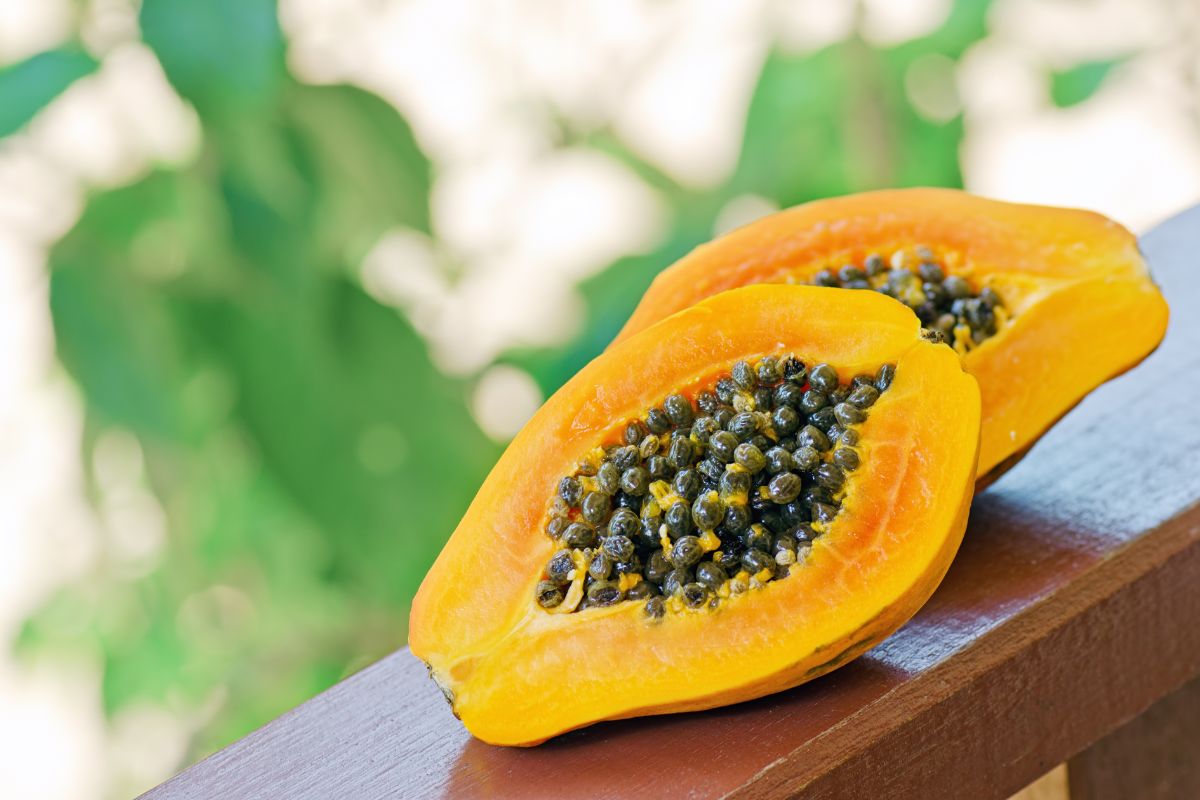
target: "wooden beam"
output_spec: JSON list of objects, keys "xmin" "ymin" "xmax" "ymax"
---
[
  {"xmin": 141, "ymin": 204, "xmax": 1200, "ymax": 799},
  {"xmin": 1068, "ymin": 676, "xmax": 1200, "ymax": 800}
]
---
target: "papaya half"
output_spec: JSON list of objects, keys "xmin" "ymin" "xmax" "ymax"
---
[
  {"xmin": 410, "ymin": 285, "xmax": 980, "ymax": 745},
  {"xmin": 616, "ymin": 189, "xmax": 1168, "ymax": 484}
]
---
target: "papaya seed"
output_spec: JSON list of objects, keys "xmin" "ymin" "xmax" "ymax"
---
[
  {"xmin": 682, "ymin": 582, "xmax": 709, "ymax": 609},
  {"xmin": 809, "ymin": 252, "xmax": 1005, "ymax": 351},
  {"xmin": 536, "ymin": 351, "xmax": 895, "ymax": 617},
  {"xmin": 536, "ymin": 581, "xmax": 564, "ymax": 609}
]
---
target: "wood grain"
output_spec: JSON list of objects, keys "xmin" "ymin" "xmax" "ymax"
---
[
  {"xmin": 1068, "ymin": 676, "xmax": 1200, "ymax": 800},
  {"xmin": 141, "ymin": 205, "xmax": 1200, "ymax": 800}
]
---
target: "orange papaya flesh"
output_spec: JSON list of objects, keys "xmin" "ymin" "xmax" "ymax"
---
[
  {"xmin": 615, "ymin": 189, "xmax": 1169, "ymax": 484},
  {"xmin": 410, "ymin": 285, "xmax": 980, "ymax": 745}
]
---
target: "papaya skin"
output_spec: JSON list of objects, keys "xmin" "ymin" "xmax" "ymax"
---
[
  {"xmin": 615, "ymin": 188, "xmax": 1169, "ymax": 484},
  {"xmin": 410, "ymin": 285, "xmax": 980, "ymax": 746}
]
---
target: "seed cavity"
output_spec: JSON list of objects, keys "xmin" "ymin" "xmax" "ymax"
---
[
  {"xmin": 536, "ymin": 355, "xmax": 895, "ymax": 617},
  {"xmin": 812, "ymin": 247, "xmax": 1007, "ymax": 353}
]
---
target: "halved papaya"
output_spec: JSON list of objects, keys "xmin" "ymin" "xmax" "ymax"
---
[
  {"xmin": 616, "ymin": 189, "xmax": 1168, "ymax": 484},
  {"xmin": 410, "ymin": 285, "xmax": 979, "ymax": 745}
]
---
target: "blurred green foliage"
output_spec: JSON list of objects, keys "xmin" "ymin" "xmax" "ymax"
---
[
  {"xmin": 0, "ymin": 46, "xmax": 97, "ymax": 135},
  {"xmin": 20, "ymin": 0, "xmax": 495, "ymax": 757},
  {"xmin": 1050, "ymin": 58, "xmax": 1124, "ymax": 107},
  {"xmin": 7, "ymin": 0, "xmax": 1114, "ymax": 771}
]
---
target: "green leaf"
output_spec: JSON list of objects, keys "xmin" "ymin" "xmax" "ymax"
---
[
  {"xmin": 140, "ymin": 0, "xmax": 284, "ymax": 116},
  {"xmin": 41, "ymin": 94, "xmax": 488, "ymax": 758},
  {"xmin": 1050, "ymin": 59, "xmax": 1120, "ymax": 108},
  {"xmin": 0, "ymin": 47, "xmax": 98, "ymax": 137},
  {"xmin": 49, "ymin": 174, "xmax": 199, "ymax": 440},
  {"xmin": 285, "ymin": 83, "xmax": 433, "ymax": 248},
  {"xmin": 732, "ymin": 0, "xmax": 996, "ymax": 205},
  {"xmin": 187, "ymin": 275, "xmax": 499, "ymax": 604},
  {"xmin": 732, "ymin": 46, "xmax": 857, "ymax": 206}
]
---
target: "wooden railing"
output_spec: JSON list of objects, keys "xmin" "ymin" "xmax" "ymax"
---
[{"xmin": 141, "ymin": 205, "xmax": 1200, "ymax": 800}]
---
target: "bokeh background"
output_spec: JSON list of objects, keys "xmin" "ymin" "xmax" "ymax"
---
[{"xmin": 1, "ymin": 0, "xmax": 1198, "ymax": 796}]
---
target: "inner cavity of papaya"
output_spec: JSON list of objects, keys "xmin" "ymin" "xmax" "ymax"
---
[
  {"xmin": 536, "ymin": 355, "xmax": 895, "ymax": 619},
  {"xmin": 809, "ymin": 246, "xmax": 1007, "ymax": 354}
]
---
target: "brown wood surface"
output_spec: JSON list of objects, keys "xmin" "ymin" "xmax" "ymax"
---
[
  {"xmin": 141, "ymin": 205, "xmax": 1200, "ymax": 800},
  {"xmin": 1068, "ymin": 675, "xmax": 1200, "ymax": 800}
]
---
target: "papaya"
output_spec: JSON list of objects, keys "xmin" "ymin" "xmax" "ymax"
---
[
  {"xmin": 410, "ymin": 285, "xmax": 980, "ymax": 745},
  {"xmin": 616, "ymin": 189, "xmax": 1168, "ymax": 484}
]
